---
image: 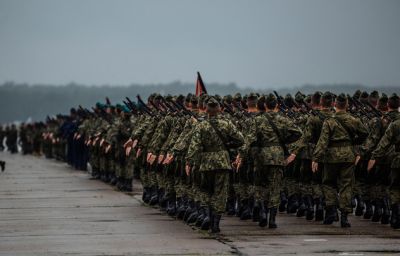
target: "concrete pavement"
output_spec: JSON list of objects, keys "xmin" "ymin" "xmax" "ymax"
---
[{"xmin": 0, "ymin": 152, "xmax": 399, "ymax": 255}]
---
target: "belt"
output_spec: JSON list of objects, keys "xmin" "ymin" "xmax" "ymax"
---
[
  {"xmin": 328, "ymin": 141, "xmax": 352, "ymax": 147},
  {"xmin": 260, "ymin": 142, "xmax": 281, "ymax": 147}
]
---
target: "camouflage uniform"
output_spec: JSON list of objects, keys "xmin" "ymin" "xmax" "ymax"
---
[
  {"xmin": 313, "ymin": 111, "xmax": 368, "ymax": 217},
  {"xmin": 186, "ymin": 114, "xmax": 244, "ymax": 215}
]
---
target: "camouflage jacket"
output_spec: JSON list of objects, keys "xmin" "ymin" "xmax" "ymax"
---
[
  {"xmin": 292, "ymin": 109, "xmax": 332, "ymax": 159},
  {"xmin": 371, "ymin": 113, "xmax": 400, "ymax": 168},
  {"xmin": 243, "ymin": 111, "xmax": 302, "ymax": 166},
  {"xmin": 313, "ymin": 111, "xmax": 368, "ymax": 163},
  {"xmin": 186, "ymin": 115, "xmax": 244, "ymax": 172}
]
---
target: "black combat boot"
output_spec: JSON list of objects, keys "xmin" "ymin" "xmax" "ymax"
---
[
  {"xmin": 269, "ymin": 207, "xmax": 278, "ymax": 228},
  {"xmin": 187, "ymin": 202, "xmax": 200, "ymax": 224},
  {"xmin": 363, "ymin": 200, "xmax": 373, "ymax": 219},
  {"xmin": 201, "ymin": 207, "xmax": 212, "ymax": 230},
  {"xmin": 159, "ymin": 189, "xmax": 168, "ymax": 210},
  {"xmin": 340, "ymin": 211, "xmax": 351, "ymax": 228},
  {"xmin": 142, "ymin": 187, "xmax": 149, "ymax": 203},
  {"xmin": 167, "ymin": 196, "xmax": 177, "ymax": 216},
  {"xmin": 258, "ymin": 201, "xmax": 268, "ymax": 227},
  {"xmin": 305, "ymin": 195, "xmax": 314, "ymax": 220},
  {"xmin": 391, "ymin": 204, "xmax": 400, "ymax": 229},
  {"xmin": 125, "ymin": 179, "xmax": 132, "ymax": 192},
  {"xmin": 211, "ymin": 212, "xmax": 222, "ymax": 233},
  {"xmin": 381, "ymin": 197, "xmax": 390, "ymax": 225},
  {"xmin": 323, "ymin": 206, "xmax": 337, "ymax": 225},
  {"xmin": 226, "ymin": 197, "xmax": 236, "ymax": 216},
  {"xmin": 105, "ymin": 173, "xmax": 111, "ymax": 183},
  {"xmin": 252, "ymin": 198, "xmax": 260, "ymax": 222},
  {"xmin": 296, "ymin": 196, "xmax": 306, "ymax": 217},
  {"xmin": 372, "ymin": 199, "xmax": 383, "ymax": 222},
  {"xmin": 195, "ymin": 206, "xmax": 207, "ymax": 227},
  {"xmin": 110, "ymin": 174, "xmax": 118, "ymax": 186},
  {"xmin": 390, "ymin": 204, "xmax": 397, "ymax": 228},
  {"xmin": 183, "ymin": 199, "xmax": 196, "ymax": 221},
  {"xmin": 279, "ymin": 191, "xmax": 288, "ymax": 212},
  {"xmin": 149, "ymin": 187, "xmax": 159, "ymax": 206},
  {"xmin": 355, "ymin": 195, "xmax": 365, "ymax": 216},
  {"xmin": 314, "ymin": 197, "xmax": 324, "ymax": 221},
  {"xmin": 239, "ymin": 199, "xmax": 252, "ymax": 220},
  {"xmin": 116, "ymin": 178, "xmax": 123, "ymax": 190},
  {"xmin": 287, "ymin": 194, "xmax": 299, "ymax": 214},
  {"xmin": 177, "ymin": 196, "xmax": 188, "ymax": 219}
]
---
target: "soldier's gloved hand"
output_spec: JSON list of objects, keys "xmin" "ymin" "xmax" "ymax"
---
[
  {"xmin": 185, "ymin": 164, "xmax": 191, "ymax": 176},
  {"xmin": 311, "ymin": 161, "xmax": 318, "ymax": 173},
  {"xmin": 367, "ymin": 159, "xmax": 376, "ymax": 172},
  {"xmin": 354, "ymin": 155, "xmax": 361, "ymax": 166},
  {"xmin": 163, "ymin": 153, "xmax": 174, "ymax": 165},
  {"xmin": 100, "ymin": 138, "xmax": 105, "ymax": 147},
  {"xmin": 285, "ymin": 154, "xmax": 296, "ymax": 166},
  {"xmin": 77, "ymin": 134, "xmax": 81, "ymax": 140}
]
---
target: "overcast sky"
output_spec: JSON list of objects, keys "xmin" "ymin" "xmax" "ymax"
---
[{"xmin": 0, "ymin": 0, "xmax": 399, "ymax": 88}]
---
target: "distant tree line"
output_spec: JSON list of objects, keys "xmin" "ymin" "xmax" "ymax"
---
[{"xmin": 0, "ymin": 81, "xmax": 398, "ymax": 123}]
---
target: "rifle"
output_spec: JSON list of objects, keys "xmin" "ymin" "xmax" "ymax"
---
[
  {"xmin": 348, "ymin": 95, "xmax": 374, "ymax": 119},
  {"xmin": 92, "ymin": 107, "xmax": 112, "ymax": 124},
  {"xmin": 131, "ymin": 96, "xmax": 155, "ymax": 117},
  {"xmin": 273, "ymin": 91, "xmax": 296, "ymax": 119}
]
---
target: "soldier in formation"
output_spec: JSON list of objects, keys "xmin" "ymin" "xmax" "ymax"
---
[{"xmin": 18, "ymin": 90, "xmax": 400, "ymax": 233}]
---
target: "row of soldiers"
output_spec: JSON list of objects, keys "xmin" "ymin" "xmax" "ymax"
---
[{"xmin": 19, "ymin": 89, "xmax": 400, "ymax": 233}]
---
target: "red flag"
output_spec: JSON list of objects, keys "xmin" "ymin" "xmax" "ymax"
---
[{"xmin": 195, "ymin": 71, "xmax": 208, "ymax": 96}]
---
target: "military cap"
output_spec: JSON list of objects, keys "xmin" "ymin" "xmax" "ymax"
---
[
  {"xmin": 191, "ymin": 95, "xmax": 199, "ymax": 105},
  {"xmin": 369, "ymin": 90, "xmax": 379, "ymax": 99},
  {"xmin": 336, "ymin": 93, "xmax": 347, "ymax": 104},
  {"xmin": 233, "ymin": 93, "xmax": 242, "ymax": 102},
  {"xmin": 185, "ymin": 93, "xmax": 193, "ymax": 103},
  {"xmin": 305, "ymin": 95, "xmax": 312, "ymax": 104},
  {"xmin": 176, "ymin": 94, "xmax": 185, "ymax": 104},
  {"xmin": 265, "ymin": 93, "xmax": 277, "ymax": 104},
  {"xmin": 214, "ymin": 94, "xmax": 222, "ymax": 103},
  {"xmin": 223, "ymin": 95, "xmax": 233, "ymax": 104},
  {"xmin": 360, "ymin": 91, "xmax": 369, "ymax": 104},
  {"xmin": 207, "ymin": 96, "xmax": 220, "ymax": 109},
  {"xmin": 378, "ymin": 93, "xmax": 389, "ymax": 111},
  {"xmin": 154, "ymin": 94, "xmax": 163, "ymax": 101},
  {"xmin": 295, "ymin": 91, "xmax": 305, "ymax": 104},
  {"xmin": 247, "ymin": 92, "xmax": 258, "ymax": 101},
  {"xmin": 284, "ymin": 94, "xmax": 295, "ymax": 108},
  {"xmin": 353, "ymin": 90, "xmax": 362, "ymax": 99},
  {"xmin": 312, "ymin": 91, "xmax": 322, "ymax": 105},
  {"xmin": 165, "ymin": 94, "xmax": 173, "ymax": 101},
  {"xmin": 388, "ymin": 93, "xmax": 400, "ymax": 109}
]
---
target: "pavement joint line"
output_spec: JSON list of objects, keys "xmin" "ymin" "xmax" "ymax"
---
[{"xmin": 303, "ymin": 239, "xmax": 328, "ymax": 242}]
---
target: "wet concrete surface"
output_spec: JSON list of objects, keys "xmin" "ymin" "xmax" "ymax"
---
[{"xmin": 0, "ymin": 152, "xmax": 399, "ymax": 255}]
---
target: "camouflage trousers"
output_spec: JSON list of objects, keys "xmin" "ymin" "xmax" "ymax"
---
[
  {"xmin": 300, "ymin": 159, "xmax": 323, "ymax": 199},
  {"xmin": 322, "ymin": 162, "xmax": 354, "ymax": 213},
  {"xmin": 254, "ymin": 165, "xmax": 284, "ymax": 208},
  {"xmin": 124, "ymin": 156, "xmax": 135, "ymax": 179},
  {"xmin": 200, "ymin": 170, "xmax": 230, "ymax": 214}
]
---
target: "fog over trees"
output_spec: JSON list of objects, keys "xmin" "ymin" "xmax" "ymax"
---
[{"xmin": 0, "ymin": 81, "xmax": 398, "ymax": 123}]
